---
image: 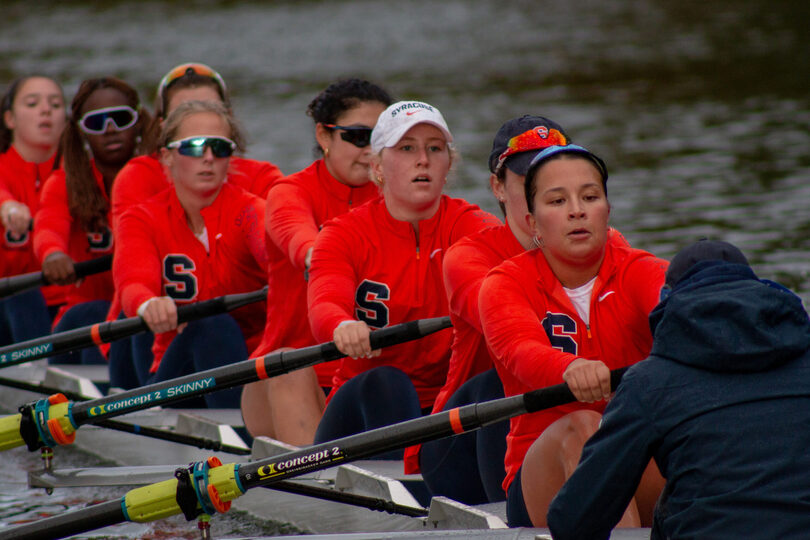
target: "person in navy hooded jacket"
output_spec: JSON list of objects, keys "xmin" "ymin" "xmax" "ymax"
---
[{"xmin": 548, "ymin": 239, "xmax": 810, "ymax": 540}]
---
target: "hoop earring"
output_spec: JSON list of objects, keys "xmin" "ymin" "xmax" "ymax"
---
[
  {"xmin": 533, "ymin": 235, "xmax": 544, "ymax": 248},
  {"xmin": 376, "ymin": 175, "xmax": 384, "ymax": 186},
  {"xmin": 324, "ymin": 147, "xmax": 330, "ymax": 157}
]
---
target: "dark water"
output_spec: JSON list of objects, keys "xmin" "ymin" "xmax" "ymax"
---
[
  {"xmin": 1, "ymin": 0, "xmax": 808, "ymax": 291},
  {"xmin": 0, "ymin": 0, "xmax": 808, "ymax": 536}
]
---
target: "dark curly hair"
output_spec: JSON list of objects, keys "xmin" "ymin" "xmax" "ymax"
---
[{"xmin": 306, "ymin": 78, "xmax": 392, "ymax": 156}]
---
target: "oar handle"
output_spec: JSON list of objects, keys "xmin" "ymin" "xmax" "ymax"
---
[
  {"xmin": 267, "ymin": 316, "xmax": 453, "ymax": 377},
  {"xmin": 176, "ymin": 286, "xmax": 267, "ymax": 324},
  {"xmin": 73, "ymin": 254, "xmax": 113, "ymax": 280},
  {"xmin": 0, "ymin": 271, "xmax": 42, "ymax": 299},
  {"xmin": 523, "ymin": 366, "xmax": 628, "ymax": 414},
  {"xmin": 0, "ymin": 254, "xmax": 112, "ymax": 299},
  {"xmin": 0, "ymin": 498, "xmax": 125, "ymax": 540}
]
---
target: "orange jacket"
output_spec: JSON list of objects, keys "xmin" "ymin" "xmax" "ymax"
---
[
  {"xmin": 114, "ymin": 183, "xmax": 267, "ymax": 372},
  {"xmin": 308, "ymin": 195, "xmax": 500, "ymax": 407},
  {"xmin": 480, "ymin": 235, "xmax": 667, "ymax": 491},
  {"xmin": 0, "ymin": 146, "xmax": 66, "ymax": 305},
  {"xmin": 33, "ymin": 164, "xmax": 114, "ymax": 323}
]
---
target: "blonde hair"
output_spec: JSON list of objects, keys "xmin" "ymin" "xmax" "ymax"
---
[{"xmin": 158, "ymin": 100, "xmax": 245, "ymax": 152}]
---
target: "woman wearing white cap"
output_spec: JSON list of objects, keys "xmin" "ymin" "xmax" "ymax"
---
[{"xmin": 307, "ymin": 101, "xmax": 500, "ymax": 454}]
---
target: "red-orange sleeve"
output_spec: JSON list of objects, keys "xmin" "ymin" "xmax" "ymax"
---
[
  {"xmin": 266, "ymin": 181, "xmax": 319, "ymax": 272},
  {"xmin": 230, "ymin": 157, "xmax": 284, "ymax": 199},
  {"xmin": 440, "ymin": 205, "xmax": 501, "ymax": 331},
  {"xmin": 0, "ymin": 165, "xmax": 15, "ymax": 206},
  {"xmin": 110, "ymin": 158, "xmax": 166, "ymax": 230},
  {"xmin": 306, "ymin": 219, "xmax": 359, "ymax": 343},
  {"xmin": 479, "ymin": 262, "xmax": 576, "ymax": 389},
  {"xmin": 442, "ymin": 239, "xmax": 494, "ymax": 333},
  {"xmin": 448, "ymin": 206, "xmax": 501, "ymax": 244},
  {"xmin": 241, "ymin": 195, "xmax": 268, "ymax": 269},
  {"xmin": 623, "ymin": 254, "xmax": 669, "ymax": 317},
  {"xmin": 33, "ymin": 171, "xmax": 71, "ymax": 262},
  {"xmin": 114, "ymin": 205, "xmax": 163, "ymax": 316},
  {"xmin": 0, "ymin": 181, "xmax": 13, "ymax": 206}
]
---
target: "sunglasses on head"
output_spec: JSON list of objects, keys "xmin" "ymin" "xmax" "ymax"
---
[
  {"xmin": 495, "ymin": 126, "xmax": 569, "ymax": 172},
  {"xmin": 166, "ymin": 135, "xmax": 237, "ymax": 158},
  {"xmin": 78, "ymin": 106, "xmax": 139, "ymax": 135},
  {"xmin": 157, "ymin": 63, "xmax": 228, "ymax": 101},
  {"xmin": 324, "ymin": 124, "xmax": 373, "ymax": 148}
]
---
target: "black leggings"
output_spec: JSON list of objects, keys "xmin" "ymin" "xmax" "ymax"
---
[
  {"xmin": 506, "ymin": 464, "xmax": 533, "ymax": 527},
  {"xmin": 420, "ymin": 368, "xmax": 509, "ymax": 504},
  {"xmin": 313, "ymin": 365, "xmax": 422, "ymax": 460}
]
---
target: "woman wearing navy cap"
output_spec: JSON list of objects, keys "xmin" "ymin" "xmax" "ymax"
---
[{"xmin": 411, "ymin": 115, "xmax": 570, "ymax": 503}]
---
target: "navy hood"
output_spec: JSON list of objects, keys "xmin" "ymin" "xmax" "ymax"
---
[{"xmin": 649, "ymin": 260, "xmax": 810, "ymax": 373}]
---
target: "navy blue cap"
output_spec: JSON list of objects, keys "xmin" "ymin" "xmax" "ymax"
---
[
  {"xmin": 488, "ymin": 115, "xmax": 570, "ymax": 175},
  {"xmin": 666, "ymin": 239, "xmax": 750, "ymax": 288}
]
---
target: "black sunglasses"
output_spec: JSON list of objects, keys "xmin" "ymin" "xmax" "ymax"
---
[{"xmin": 324, "ymin": 124, "xmax": 373, "ymax": 148}]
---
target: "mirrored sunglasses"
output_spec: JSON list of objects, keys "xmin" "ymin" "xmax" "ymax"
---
[
  {"xmin": 157, "ymin": 63, "xmax": 227, "ymax": 101},
  {"xmin": 495, "ymin": 126, "xmax": 569, "ymax": 172},
  {"xmin": 78, "ymin": 106, "xmax": 139, "ymax": 134},
  {"xmin": 324, "ymin": 124, "xmax": 373, "ymax": 148},
  {"xmin": 166, "ymin": 136, "xmax": 237, "ymax": 158}
]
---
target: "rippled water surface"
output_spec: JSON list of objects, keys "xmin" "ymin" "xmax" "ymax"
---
[{"xmin": 1, "ymin": 0, "xmax": 808, "ymax": 536}]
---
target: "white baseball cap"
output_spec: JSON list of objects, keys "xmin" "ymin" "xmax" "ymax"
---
[{"xmin": 370, "ymin": 100, "xmax": 453, "ymax": 154}]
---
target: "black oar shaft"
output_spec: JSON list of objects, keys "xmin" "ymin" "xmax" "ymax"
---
[
  {"xmin": 0, "ymin": 498, "xmax": 124, "ymax": 540},
  {"xmin": 266, "ymin": 480, "xmax": 428, "ymax": 517},
  {"xmin": 94, "ymin": 419, "xmax": 251, "ymax": 455},
  {"xmin": 0, "ymin": 375, "xmax": 249, "ymax": 454},
  {"xmin": 69, "ymin": 317, "xmax": 450, "ymax": 425},
  {"xmin": 0, "ymin": 254, "xmax": 112, "ymax": 299},
  {"xmin": 0, "ymin": 286, "xmax": 267, "ymax": 368},
  {"xmin": 237, "ymin": 367, "xmax": 628, "ymax": 491}
]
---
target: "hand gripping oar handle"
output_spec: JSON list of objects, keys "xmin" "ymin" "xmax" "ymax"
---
[
  {"xmin": 0, "ymin": 366, "xmax": 628, "ymax": 540},
  {"xmin": 0, "ymin": 286, "xmax": 268, "ymax": 368},
  {"xmin": 0, "ymin": 316, "xmax": 451, "ymax": 454},
  {"xmin": 0, "ymin": 254, "xmax": 112, "ymax": 299},
  {"xmin": 523, "ymin": 366, "xmax": 627, "ymax": 413}
]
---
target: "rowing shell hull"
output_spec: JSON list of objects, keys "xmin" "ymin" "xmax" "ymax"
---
[{"xmin": 0, "ymin": 363, "xmax": 506, "ymax": 536}]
